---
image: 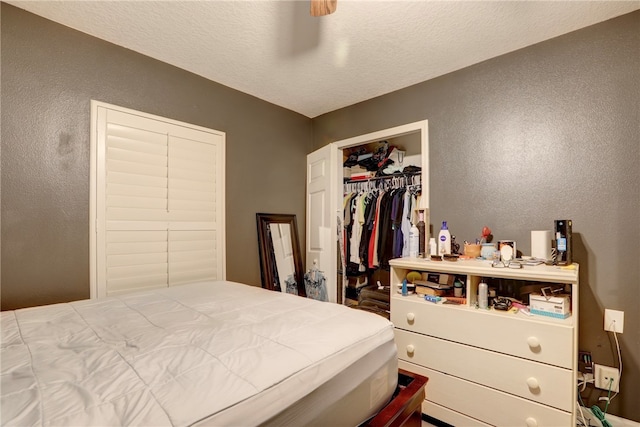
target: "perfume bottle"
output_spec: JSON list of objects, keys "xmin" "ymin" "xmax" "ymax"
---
[{"xmin": 417, "ymin": 211, "xmax": 426, "ymax": 258}]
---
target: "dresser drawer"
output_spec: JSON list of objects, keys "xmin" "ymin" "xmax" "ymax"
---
[
  {"xmin": 391, "ymin": 296, "xmax": 573, "ymax": 368},
  {"xmin": 399, "ymin": 360, "xmax": 573, "ymax": 427},
  {"xmin": 422, "ymin": 401, "xmax": 490, "ymax": 427},
  {"xmin": 395, "ymin": 329, "xmax": 572, "ymax": 411}
]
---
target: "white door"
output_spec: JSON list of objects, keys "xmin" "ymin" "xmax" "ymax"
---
[{"xmin": 306, "ymin": 145, "xmax": 339, "ymax": 302}]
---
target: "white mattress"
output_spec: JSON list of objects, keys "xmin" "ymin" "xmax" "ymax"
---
[{"xmin": 1, "ymin": 281, "xmax": 397, "ymax": 426}]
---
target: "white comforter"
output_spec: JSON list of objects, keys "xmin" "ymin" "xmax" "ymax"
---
[{"xmin": 1, "ymin": 281, "xmax": 395, "ymax": 426}]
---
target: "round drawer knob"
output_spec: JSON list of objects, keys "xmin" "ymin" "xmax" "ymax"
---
[
  {"xmin": 526, "ymin": 377, "xmax": 540, "ymax": 389},
  {"xmin": 406, "ymin": 312, "xmax": 415, "ymax": 322},
  {"xmin": 406, "ymin": 344, "xmax": 415, "ymax": 355},
  {"xmin": 527, "ymin": 336, "xmax": 540, "ymax": 349},
  {"xmin": 525, "ymin": 417, "xmax": 538, "ymax": 427}
]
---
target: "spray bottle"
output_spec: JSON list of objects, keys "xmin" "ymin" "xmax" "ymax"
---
[
  {"xmin": 409, "ymin": 222, "xmax": 419, "ymax": 258},
  {"xmin": 478, "ymin": 281, "xmax": 488, "ymax": 309}
]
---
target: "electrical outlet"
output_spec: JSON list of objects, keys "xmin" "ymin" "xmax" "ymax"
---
[
  {"xmin": 595, "ymin": 364, "xmax": 620, "ymax": 393},
  {"xmin": 604, "ymin": 309, "xmax": 624, "ymax": 333}
]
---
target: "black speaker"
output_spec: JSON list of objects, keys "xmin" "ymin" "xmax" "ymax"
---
[{"xmin": 554, "ymin": 220, "xmax": 572, "ymax": 265}]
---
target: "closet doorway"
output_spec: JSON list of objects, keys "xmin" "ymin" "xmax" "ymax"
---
[{"xmin": 306, "ymin": 120, "xmax": 429, "ymax": 305}]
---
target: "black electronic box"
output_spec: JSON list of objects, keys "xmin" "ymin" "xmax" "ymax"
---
[{"xmin": 554, "ymin": 220, "xmax": 572, "ymax": 265}]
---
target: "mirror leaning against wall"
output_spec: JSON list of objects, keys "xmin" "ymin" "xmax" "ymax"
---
[{"xmin": 256, "ymin": 213, "xmax": 306, "ymax": 297}]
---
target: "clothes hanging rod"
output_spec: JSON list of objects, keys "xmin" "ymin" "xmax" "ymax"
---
[{"xmin": 343, "ymin": 171, "xmax": 421, "ymax": 183}]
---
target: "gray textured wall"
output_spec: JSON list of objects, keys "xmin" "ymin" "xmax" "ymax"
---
[
  {"xmin": 313, "ymin": 11, "xmax": 640, "ymax": 421},
  {"xmin": 1, "ymin": 3, "xmax": 312, "ymax": 310},
  {"xmin": 2, "ymin": 2, "xmax": 639, "ymax": 422}
]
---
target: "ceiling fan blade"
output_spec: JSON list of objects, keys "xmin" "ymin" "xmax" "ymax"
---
[{"xmin": 310, "ymin": 0, "xmax": 337, "ymax": 17}]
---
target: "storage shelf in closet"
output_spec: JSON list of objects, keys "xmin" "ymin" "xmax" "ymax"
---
[{"xmin": 343, "ymin": 171, "xmax": 421, "ymax": 183}]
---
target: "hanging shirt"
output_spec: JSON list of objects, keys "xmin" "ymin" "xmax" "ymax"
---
[
  {"xmin": 401, "ymin": 190, "xmax": 413, "ymax": 258},
  {"xmin": 343, "ymin": 192, "xmax": 356, "ymax": 263},
  {"xmin": 359, "ymin": 192, "xmax": 377, "ymax": 269},
  {"xmin": 377, "ymin": 189, "xmax": 396, "ymax": 269},
  {"xmin": 368, "ymin": 190, "xmax": 385, "ymax": 269},
  {"xmin": 304, "ymin": 269, "xmax": 328, "ymax": 302},
  {"xmin": 349, "ymin": 193, "xmax": 366, "ymax": 266},
  {"xmin": 391, "ymin": 188, "xmax": 406, "ymax": 259}
]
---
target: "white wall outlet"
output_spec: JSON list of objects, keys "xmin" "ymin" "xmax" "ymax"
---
[
  {"xmin": 595, "ymin": 364, "xmax": 620, "ymax": 393},
  {"xmin": 604, "ymin": 309, "xmax": 624, "ymax": 333}
]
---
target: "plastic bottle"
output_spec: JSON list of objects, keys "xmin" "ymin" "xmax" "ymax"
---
[
  {"xmin": 454, "ymin": 278, "xmax": 464, "ymax": 297},
  {"xmin": 438, "ymin": 221, "xmax": 451, "ymax": 255},
  {"xmin": 478, "ymin": 282, "xmax": 488, "ymax": 309},
  {"xmin": 429, "ymin": 238, "xmax": 437, "ymax": 257},
  {"xmin": 409, "ymin": 223, "xmax": 419, "ymax": 258},
  {"xmin": 417, "ymin": 211, "xmax": 426, "ymax": 258},
  {"xmin": 402, "ymin": 279, "xmax": 408, "ymax": 296}
]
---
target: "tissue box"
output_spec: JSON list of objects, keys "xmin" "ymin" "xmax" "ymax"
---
[{"xmin": 529, "ymin": 293, "xmax": 571, "ymax": 319}]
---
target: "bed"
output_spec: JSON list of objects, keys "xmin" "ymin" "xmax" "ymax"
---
[{"xmin": 1, "ymin": 280, "xmax": 398, "ymax": 426}]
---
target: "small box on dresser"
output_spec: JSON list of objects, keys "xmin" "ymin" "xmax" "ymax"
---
[
  {"xmin": 389, "ymin": 257, "xmax": 579, "ymax": 427},
  {"xmin": 529, "ymin": 293, "xmax": 571, "ymax": 319}
]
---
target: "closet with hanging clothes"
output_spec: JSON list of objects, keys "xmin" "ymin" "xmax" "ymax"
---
[
  {"xmin": 341, "ymin": 137, "xmax": 423, "ymax": 318},
  {"xmin": 306, "ymin": 120, "xmax": 429, "ymax": 308}
]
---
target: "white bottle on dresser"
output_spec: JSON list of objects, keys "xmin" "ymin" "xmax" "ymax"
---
[{"xmin": 438, "ymin": 221, "xmax": 451, "ymax": 255}]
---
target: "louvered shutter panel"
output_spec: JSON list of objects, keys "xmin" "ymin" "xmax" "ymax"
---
[
  {"xmin": 168, "ymin": 135, "xmax": 220, "ymax": 286},
  {"xmin": 106, "ymin": 230, "xmax": 168, "ymax": 294},
  {"xmin": 92, "ymin": 102, "xmax": 225, "ymax": 297}
]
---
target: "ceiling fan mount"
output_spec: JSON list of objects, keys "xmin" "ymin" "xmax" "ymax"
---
[{"xmin": 310, "ymin": 0, "xmax": 337, "ymax": 17}]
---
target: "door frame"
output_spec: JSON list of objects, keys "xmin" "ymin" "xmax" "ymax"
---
[
  {"xmin": 305, "ymin": 120, "xmax": 429, "ymax": 304},
  {"xmin": 333, "ymin": 120, "xmax": 429, "ymax": 303}
]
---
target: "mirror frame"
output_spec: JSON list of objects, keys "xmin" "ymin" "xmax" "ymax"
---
[{"xmin": 256, "ymin": 213, "xmax": 306, "ymax": 297}]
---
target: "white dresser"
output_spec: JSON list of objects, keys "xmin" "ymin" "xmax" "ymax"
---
[{"xmin": 389, "ymin": 258, "xmax": 579, "ymax": 427}]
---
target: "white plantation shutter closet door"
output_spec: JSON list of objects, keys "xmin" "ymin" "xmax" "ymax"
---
[{"xmin": 90, "ymin": 101, "xmax": 225, "ymax": 298}]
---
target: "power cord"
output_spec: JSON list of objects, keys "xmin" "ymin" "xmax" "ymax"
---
[
  {"xmin": 577, "ymin": 374, "xmax": 598, "ymax": 427},
  {"xmin": 577, "ymin": 400, "xmax": 590, "ymax": 427},
  {"xmin": 577, "ymin": 319, "xmax": 623, "ymax": 427},
  {"xmin": 591, "ymin": 400, "xmax": 612, "ymax": 427},
  {"xmin": 588, "ymin": 319, "xmax": 622, "ymax": 426},
  {"xmin": 577, "ymin": 372, "xmax": 594, "ymax": 392},
  {"xmin": 608, "ymin": 320, "xmax": 622, "ymax": 402}
]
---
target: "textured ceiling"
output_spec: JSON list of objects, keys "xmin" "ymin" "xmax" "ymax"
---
[{"xmin": 7, "ymin": 0, "xmax": 639, "ymax": 118}]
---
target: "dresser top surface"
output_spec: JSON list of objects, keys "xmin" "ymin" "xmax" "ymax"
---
[{"xmin": 389, "ymin": 258, "xmax": 579, "ymax": 284}]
